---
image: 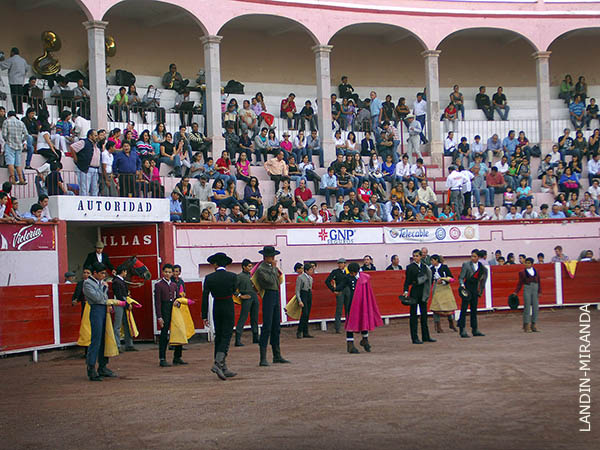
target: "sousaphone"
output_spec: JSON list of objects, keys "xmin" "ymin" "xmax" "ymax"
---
[
  {"xmin": 33, "ymin": 31, "xmax": 62, "ymax": 77},
  {"xmin": 105, "ymin": 35, "xmax": 116, "ymax": 73}
]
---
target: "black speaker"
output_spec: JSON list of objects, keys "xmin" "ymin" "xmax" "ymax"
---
[{"xmin": 182, "ymin": 198, "xmax": 201, "ymax": 223}]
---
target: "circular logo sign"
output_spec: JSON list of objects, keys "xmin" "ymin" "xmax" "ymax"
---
[
  {"xmin": 389, "ymin": 229, "xmax": 399, "ymax": 238},
  {"xmin": 449, "ymin": 227, "xmax": 461, "ymax": 240},
  {"xmin": 435, "ymin": 227, "xmax": 446, "ymax": 240},
  {"xmin": 464, "ymin": 226, "xmax": 475, "ymax": 240}
]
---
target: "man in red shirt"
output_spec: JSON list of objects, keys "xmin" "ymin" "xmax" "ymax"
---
[
  {"xmin": 485, "ymin": 166, "xmax": 506, "ymax": 196},
  {"xmin": 280, "ymin": 93, "xmax": 297, "ymax": 130},
  {"xmin": 294, "ymin": 179, "xmax": 315, "ymax": 210},
  {"xmin": 357, "ymin": 180, "xmax": 372, "ymax": 205}
]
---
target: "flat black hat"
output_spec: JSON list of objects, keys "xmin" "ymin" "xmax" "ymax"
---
[
  {"xmin": 259, "ymin": 246, "xmax": 280, "ymax": 256},
  {"xmin": 207, "ymin": 252, "xmax": 233, "ymax": 266},
  {"xmin": 508, "ymin": 293, "xmax": 520, "ymax": 310}
]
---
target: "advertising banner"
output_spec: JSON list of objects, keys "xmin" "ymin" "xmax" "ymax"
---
[
  {"xmin": 0, "ymin": 224, "xmax": 55, "ymax": 251},
  {"xmin": 287, "ymin": 227, "xmax": 383, "ymax": 245},
  {"xmin": 384, "ymin": 224, "xmax": 479, "ymax": 243}
]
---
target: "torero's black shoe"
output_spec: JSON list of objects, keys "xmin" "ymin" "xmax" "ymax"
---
[
  {"xmin": 173, "ymin": 358, "xmax": 188, "ymax": 365},
  {"xmin": 359, "ymin": 338, "xmax": 371, "ymax": 352}
]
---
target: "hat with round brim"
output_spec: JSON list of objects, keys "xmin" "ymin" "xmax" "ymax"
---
[
  {"xmin": 508, "ymin": 293, "xmax": 520, "ymax": 310},
  {"xmin": 95, "ymin": 241, "xmax": 105, "ymax": 249},
  {"xmin": 406, "ymin": 114, "xmax": 415, "ymax": 119},
  {"xmin": 207, "ymin": 252, "xmax": 233, "ymax": 266},
  {"xmin": 259, "ymin": 246, "xmax": 280, "ymax": 256},
  {"xmin": 459, "ymin": 286, "xmax": 470, "ymax": 298}
]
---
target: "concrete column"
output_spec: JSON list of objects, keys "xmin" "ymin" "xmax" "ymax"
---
[
  {"xmin": 83, "ymin": 21, "xmax": 108, "ymax": 131},
  {"xmin": 201, "ymin": 35, "xmax": 224, "ymax": 156},
  {"xmin": 421, "ymin": 50, "xmax": 442, "ymax": 165},
  {"xmin": 313, "ymin": 44, "xmax": 334, "ymax": 165},
  {"xmin": 533, "ymin": 51, "xmax": 552, "ymax": 154}
]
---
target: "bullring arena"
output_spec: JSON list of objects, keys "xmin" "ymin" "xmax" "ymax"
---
[{"xmin": 1, "ymin": 0, "xmax": 600, "ymax": 448}]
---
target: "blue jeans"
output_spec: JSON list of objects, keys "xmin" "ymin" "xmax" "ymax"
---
[
  {"xmin": 416, "ymin": 114, "xmax": 427, "ymax": 143},
  {"xmin": 392, "ymin": 140, "xmax": 400, "ymax": 163},
  {"xmin": 472, "ymin": 187, "xmax": 494, "ymax": 207},
  {"xmin": 86, "ymin": 304, "xmax": 108, "ymax": 368},
  {"xmin": 308, "ymin": 146, "xmax": 325, "ymax": 167},
  {"xmin": 494, "ymin": 105, "xmax": 510, "ymax": 120},
  {"xmin": 26, "ymin": 135, "xmax": 35, "ymax": 167},
  {"xmin": 159, "ymin": 155, "xmax": 182, "ymax": 176},
  {"xmin": 77, "ymin": 166, "xmax": 99, "ymax": 196},
  {"xmin": 371, "ymin": 115, "xmax": 379, "ymax": 132},
  {"xmin": 293, "ymin": 147, "xmax": 307, "ymax": 164},
  {"xmin": 215, "ymin": 172, "xmax": 236, "ymax": 185},
  {"xmin": 320, "ymin": 187, "xmax": 338, "ymax": 206},
  {"xmin": 289, "ymin": 175, "xmax": 307, "ymax": 188}
]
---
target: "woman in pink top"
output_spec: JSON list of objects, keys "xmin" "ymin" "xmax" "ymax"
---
[
  {"xmin": 235, "ymin": 152, "xmax": 251, "ymax": 183},
  {"xmin": 107, "ymin": 128, "xmax": 122, "ymax": 150}
]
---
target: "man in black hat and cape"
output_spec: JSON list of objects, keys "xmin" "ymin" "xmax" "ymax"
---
[
  {"xmin": 202, "ymin": 252, "xmax": 238, "ymax": 380},
  {"xmin": 254, "ymin": 246, "xmax": 290, "ymax": 366}
]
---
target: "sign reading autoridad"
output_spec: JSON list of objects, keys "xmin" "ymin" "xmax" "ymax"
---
[
  {"xmin": 0, "ymin": 224, "xmax": 56, "ymax": 251},
  {"xmin": 384, "ymin": 225, "xmax": 480, "ymax": 243},
  {"xmin": 48, "ymin": 196, "xmax": 170, "ymax": 222}
]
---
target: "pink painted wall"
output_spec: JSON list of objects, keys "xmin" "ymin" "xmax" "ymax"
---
[{"xmin": 172, "ymin": 219, "xmax": 600, "ymax": 281}]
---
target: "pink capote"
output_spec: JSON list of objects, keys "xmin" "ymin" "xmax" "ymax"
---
[{"xmin": 345, "ymin": 272, "xmax": 383, "ymax": 332}]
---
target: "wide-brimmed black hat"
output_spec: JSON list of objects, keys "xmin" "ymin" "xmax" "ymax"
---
[
  {"xmin": 259, "ymin": 246, "xmax": 280, "ymax": 256},
  {"xmin": 207, "ymin": 252, "xmax": 233, "ymax": 266},
  {"xmin": 508, "ymin": 293, "xmax": 520, "ymax": 310},
  {"xmin": 459, "ymin": 286, "xmax": 470, "ymax": 299}
]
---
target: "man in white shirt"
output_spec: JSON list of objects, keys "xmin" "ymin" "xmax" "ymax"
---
[
  {"xmin": 587, "ymin": 153, "xmax": 600, "ymax": 185},
  {"xmin": 470, "ymin": 135, "xmax": 485, "ymax": 163},
  {"xmin": 192, "ymin": 175, "xmax": 217, "ymax": 214},
  {"xmin": 460, "ymin": 166, "xmax": 474, "ymax": 216},
  {"xmin": 490, "ymin": 206, "xmax": 503, "ymax": 220},
  {"xmin": 394, "ymin": 153, "xmax": 412, "ymax": 184},
  {"xmin": 101, "ymin": 141, "xmax": 117, "ymax": 197},
  {"xmin": 505, "ymin": 205, "xmax": 522, "ymax": 220},
  {"xmin": 417, "ymin": 180, "xmax": 438, "ymax": 216},
  {"xmin": 412, "ymin": 93, "xmax": 427, "ymax": 144},
  {"xmin": 384, "ymin": 194, "xmax": 403, "ymax": 222},
  {"xmin": 521, "ymin": 204, "xmax": 539, "ymax": 219},
  {"xmin": 474, "ymin": 204, "xmax": 490, "ymax": 221},
  {"xmin": 444, "ymin": 131, "xmax": 457, "ymax": 157},
  {"xmin": 405, "ymin": 114, "xmax": 422, "ymax": 163},
  {"xmin": 446, "ymin": 166, "xmax": 464, "ymax": 216},
  {"xmin": 72, "ymin": 110, "xmax": 91, "ymax": 140},
  {"xmin": 0, "ymin": 48, "xmax": 29, "ymax": 114},
  {"xmin": 587, "ymin": 178, "xmax": 600, "ymax": 205}
]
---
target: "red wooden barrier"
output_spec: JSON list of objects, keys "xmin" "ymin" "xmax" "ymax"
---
[
  {"xmin": 562, "ymin": 261, "xmax": 600, "ymax": 304},
  {"xmin": 185, "ymin": 281, "xmax": 205, "ymax": 330},
  {"xmin": 491, "ymin": 264, "xmax": 556, "ymax": 308},
  {"xmin": 0, "ymin": 285, "xmax": 54, "ymax": 351},
  {"xmin": 58, "ymin": 284, "xmax": 81, "ymax": 343}
]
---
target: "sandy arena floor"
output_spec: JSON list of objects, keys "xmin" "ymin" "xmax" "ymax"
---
[{"xmin": 1, "ymin": 308, "xmax": 598, "ymax": 450}]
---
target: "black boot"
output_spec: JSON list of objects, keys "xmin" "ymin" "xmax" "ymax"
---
[
  {"xmin": 259, "ymin": 346, "xmax": 270, "ymax": 367},
  {"xmin": 252, "ymin": 332, "xmax": 259, "ymax": 344},
  {"xmin": 221, "ymin": 356, "xmax": 237, "ymax": 378},
  {"xmin": 472, "ymin": 329, "xmax": 485, "ymax": 337},
  {"xmin": 460, "ymin": 328, "xmax": 470, "ymax": 338},
  {"xmin": 359, "ymin": 337, "xmax": 371, "ymax": 352},
  {"xmin": 211, "ymin": 352, "xmax": 227, "ymax": 380},
  {"xmin": 173, "ymin": 357, "xmax": 188, "ymax": 365},
  {"xmin": 98, "ymin": 366, "xmax": 117, "ymax": 378},
  {"xmin": 347, "ymin": 341, "xmax": 360, "ymax": 353},
  {"xmin": 235, "ymin": 331, "xmax": 244, "ymax": 347},
  {"xmin": 296, "ymin": 329, "xmax": 302, "ymax": 339},
  {"xmin": 272, "ymin": 346, "xmax": 290, "ymax": 364},
  {"xmin": 87, "ymin": 365, "xmax": 102, "ymax": 381}
]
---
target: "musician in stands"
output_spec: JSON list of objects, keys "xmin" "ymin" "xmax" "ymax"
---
[{"xmin": 161, "ymin": 63, "xmax": 189, "ymax": 92}]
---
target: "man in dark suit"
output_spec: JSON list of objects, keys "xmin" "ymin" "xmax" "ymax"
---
[
  {"xmin": 111, "ymin": 264, "xmax": 136, "ymax": 352},
  {"xmin": 83, "ymin": 241, "xmax": 115, "ymax": 274},
  {"xmin": 202, "ymin": 252, "xmax": 238, "ymax": 381},
  {"xmin": 325, "ymin": 258, "xmax": 351, "ymax": 334},
  {"xmin": 458, "ymin": 249, "xmax": 488, "ymax": 338},
  {"xmin": 403, "ymin": 249, "xmax": 435, "ymax": 344},
  {"xmin": 154, "ymin": 263, "xmax": 186, "ymax": 367}
]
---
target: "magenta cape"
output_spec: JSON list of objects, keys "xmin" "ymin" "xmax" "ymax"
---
[{"xmin": 345, "ymin": 272, "xmax": 384, "ymax": 332}]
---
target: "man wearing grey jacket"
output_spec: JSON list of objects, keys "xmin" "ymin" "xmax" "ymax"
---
[
  {"xmin": 403, "ymin": 249, "xmax": 435, "ymax": 344},
  {"xmin": 83, "ymin": 262, "xmax": 117, "ymax": 381}
]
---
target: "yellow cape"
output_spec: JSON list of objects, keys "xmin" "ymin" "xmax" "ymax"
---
[
  {"xmin": 563, "ymin": 260, "xmax": 577, "ymax": 279},
  {"xmin": 76, "ymin": 302, "xmax": 119, "ymax": 357},
  {"xmin": 285, "ymin": 295, "xmax": 301, "ymax": 320},
  {"xmin": 169, "ymin": 297, "xmax": 196, "ymax": 345},
  {"xmin": 120, "ymin": 297, "xmax": 141, "ymax": 339}
]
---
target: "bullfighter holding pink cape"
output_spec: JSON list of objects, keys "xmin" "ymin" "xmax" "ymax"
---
[{"xmin": 344, "ymin": 262, "xmax": 383, "ymax": 353}]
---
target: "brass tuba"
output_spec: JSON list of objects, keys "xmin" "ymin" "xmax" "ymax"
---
[
  {"xmin": 105, "ymin": 35, "xmax": 116, "ymax": 73},
  {"xmin": 33, "ymin": 31, "xmax": 62, "ymax": 77}
]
